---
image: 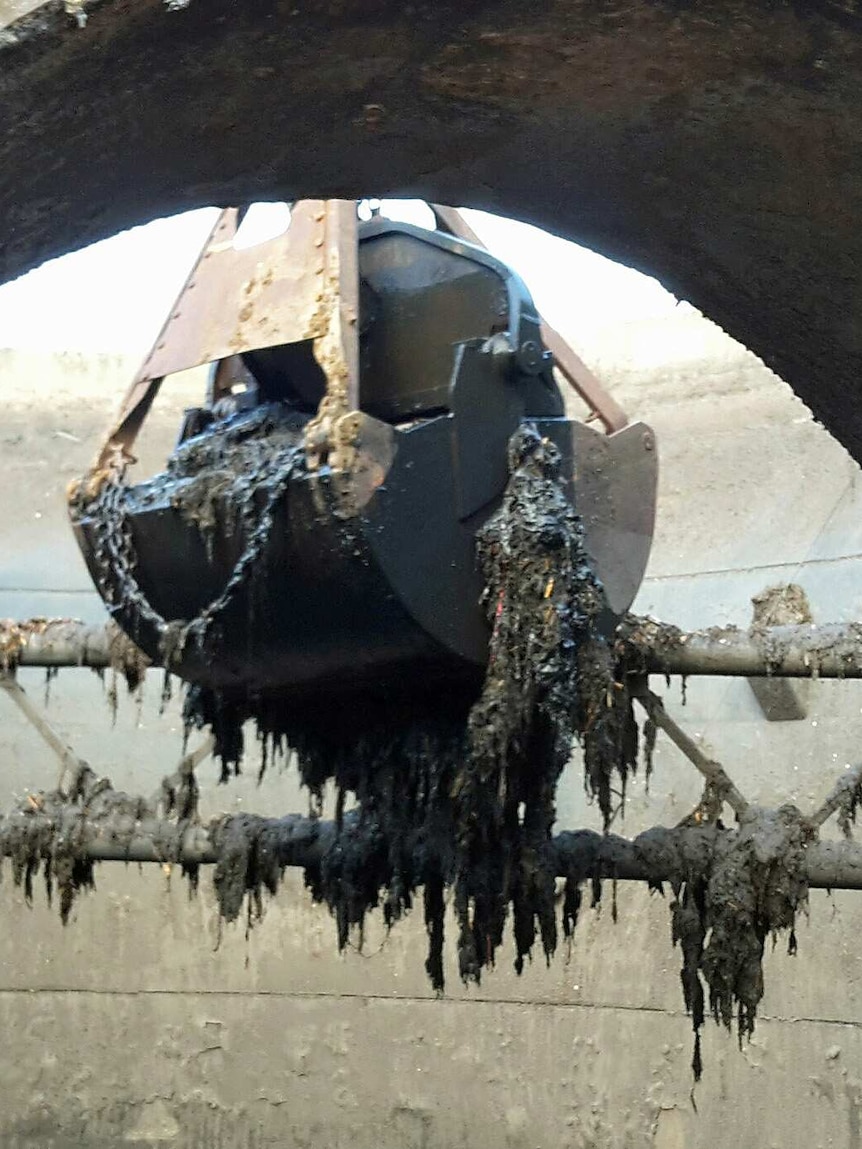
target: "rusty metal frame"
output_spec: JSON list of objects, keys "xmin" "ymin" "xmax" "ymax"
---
[
  {"xmin": 430, "ymin": 204, "xmax": 629, "ymax": 434},
  {"xmin": 302, "ymin": 198, "xmax": 360, "ymax": 468},
  {"xmin": 85, "ymin": 198, "xmax": 623, "ymax": 476},
  {"xmin": 90, "ymin": 200, "xmax": 359, "ymax": 472}
]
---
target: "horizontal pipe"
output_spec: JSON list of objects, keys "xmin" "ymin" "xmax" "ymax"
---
[
  {"xmin": 79, "ymin": 813, "xmax": 331, "ymax": 866},
  {"xmin": 621, "ymin": 618, "xmax": 862, "ymax": 678},
  {"xmin": 7, "ymin": 618, "xmax": 862, "ymax": 680},
  {"xmin": 6, "ymin": 812, "xmax": 862, "ymax": 890},
  {"xmin": 803, "ymin": 839, "xmax": 862, "ymax": 890},
  {"xmin": 1, "ymin": 619, "xmax": 139, "ymax": 671}
]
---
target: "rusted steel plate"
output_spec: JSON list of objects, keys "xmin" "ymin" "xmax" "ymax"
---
[
  {"xmin": 95, "ymin": 199, "xmax": 359, "ymax": 467},
  {"xmin": 137, "ymin": 201, "xmax": 328, "ymax": 381}
]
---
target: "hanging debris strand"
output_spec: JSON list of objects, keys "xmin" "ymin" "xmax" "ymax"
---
[
  {"xmin": 177, "ymin": 424, "xmax": 635, "ymax": 985},
  {"xmin": 0, "ymin": 761, "xmax": 198, "ymax": 922},
  {"xmin": 660, "ymin": 803, "xmax": 810, "ymax": 1080},
  {"xmin": 452, "ymin": 426, "xmax": 634, "ymax": 983}
]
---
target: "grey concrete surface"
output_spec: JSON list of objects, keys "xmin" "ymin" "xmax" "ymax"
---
[{"xmin": 2, "ymin": 322, "xmax": 862, "ymax": 1147}]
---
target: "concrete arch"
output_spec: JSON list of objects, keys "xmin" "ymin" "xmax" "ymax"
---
[{"xmin": 2, "ymin": 0, "xmax": 862, "ymax": 456}]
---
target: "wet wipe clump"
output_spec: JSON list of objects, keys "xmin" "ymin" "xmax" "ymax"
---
[
  {"xmin": 191, "ymin": 686, "xmax": 468, "ymax": 990},
  {"xmin": 453, "ymin": 426, "xmax": 638, "ymax": 981},
  {"xmin": 666, "ymin": 803, "xmax": 809, "ymax": 1079},
  {"xmin": 183, "ymin": 425, "xmax": 640, "ymax": 987},
  {"xmin": 0, "ymin": 760, "xmax": 199, "ymax": 923},
  {"xmin": 252, "ymin": 699, "xmax": 467, "ymax": 992}
]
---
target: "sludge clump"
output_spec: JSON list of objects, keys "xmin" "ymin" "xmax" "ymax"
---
[
  {"xmin": 452, "ymin": 426, "xmax": 638, "ymax": 981},
  {"xmin": 635, "ymin": 799, "xmax": 810, "ymax": 1080},
  {"xmin": 180, "ymin": 424, "xmax": 642, "ymax": 987},
  {"xmin": 0, "ymin": 759, "xmax": 199, "ymax": 923}
]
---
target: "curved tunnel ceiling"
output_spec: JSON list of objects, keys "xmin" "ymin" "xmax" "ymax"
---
[{"xmin": 2, "ymin": 0, "xmax": 862, "ymax": 457}]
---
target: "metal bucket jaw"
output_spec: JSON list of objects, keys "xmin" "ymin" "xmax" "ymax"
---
[{"xmin": 69, "ymin": 201, "xmax": 657, "ymax": 700}]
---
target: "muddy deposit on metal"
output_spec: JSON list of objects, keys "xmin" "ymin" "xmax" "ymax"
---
[
  {"xmin": 660, "ymin": 804, "xmax": 809, "ymax": 1079},
  {"xmin": 0, "ymin": 759, "xmax": 200, "ymax": 922},
  {"xmin": 20, "ymin": 424, "xmax": 824, "ymax": 1075}
]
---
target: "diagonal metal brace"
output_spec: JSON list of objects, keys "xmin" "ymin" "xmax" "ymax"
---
[{"xmin": 0, "ymin": 674, "xmax": 88, "ymax": 789}]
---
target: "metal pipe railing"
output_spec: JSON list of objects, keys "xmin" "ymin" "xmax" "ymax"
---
[
  {"xmin": 5, "ymin": 811, "xmax": 862, "ymax": 890},
  {"xmin": 8, "ymin": 617, "xmax": 862, "ymax": 678}
]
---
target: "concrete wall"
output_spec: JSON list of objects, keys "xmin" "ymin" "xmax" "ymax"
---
[{"xmin": 2, "ymin": 329, "xmax": 862, "ymax": 1148}]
